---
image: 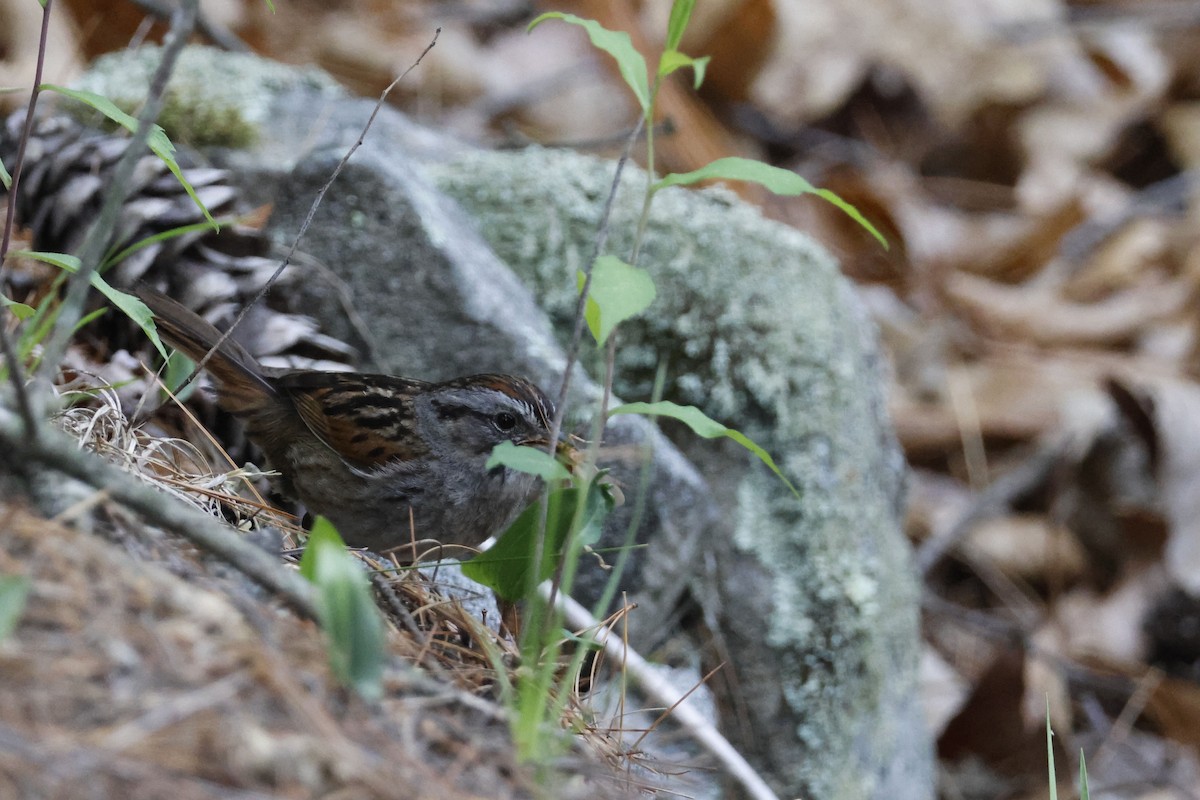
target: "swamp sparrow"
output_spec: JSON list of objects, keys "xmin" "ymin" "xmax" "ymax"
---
[{"xmin": 139, "ymin": 289, "xmax": 560, "ymax": 554}]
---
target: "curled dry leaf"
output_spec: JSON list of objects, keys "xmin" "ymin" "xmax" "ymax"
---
[
  {"xmin": 920, "ymin": 645, "xmax": 970, "ymax": 738},
  {"xmin": 946, "ymin": 270, "xmax": 1190, "ymax": 347},
  {"xmin": 961, "ymin": 515, "xmax": 1087, "ymax": 584},
  {"xmin": 1140, "ymin": 379, "xmax": 1200, "ymax": 595}
]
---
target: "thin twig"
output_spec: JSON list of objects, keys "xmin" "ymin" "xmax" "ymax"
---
[
  {"xmin": 127, "ymin": 0, "xmax": 251, "ymax": 52},
  {"xmin": 37, "ymin": 0, "xmax": 199, "ymax": 381},
  {"xmin": 178, "ymin": 29, "xmax": 441, "ymax": 392},
  {"xmin": 547, "ymin": 114, "xmax": 644, "ymax": 450},
  {"xmin": 557, "ymin": 592, "xmax": 781, "ymax": 800},
  {"xmin": 915, "ymin": 440, "xmax": 1065, "ymax": 575},
  {"xmin": 0, "ymin": 0, "xmax": 56, "ymax": 440}
]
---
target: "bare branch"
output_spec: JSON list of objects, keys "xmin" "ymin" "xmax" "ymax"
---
[
  {"xmin": 178, "ymin": 29, "xmax": 441, "ymax": 391},
  {"xmin": 0, "ymin": 0, "xmax": 57, "ymax": 440}
]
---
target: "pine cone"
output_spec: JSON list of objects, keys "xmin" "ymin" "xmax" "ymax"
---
[{"xmin": 0, "ymin": 111, "xmax": 357, "ymax": 370}]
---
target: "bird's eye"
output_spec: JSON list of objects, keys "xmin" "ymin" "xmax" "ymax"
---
[{"xmin": 492, "ymin": 411, "xmax": 518, "ymax": 432}]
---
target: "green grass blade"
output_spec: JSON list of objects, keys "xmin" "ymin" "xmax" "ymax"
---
[
  {"xmin": 1047, "ymin": 699, "xmax": 1057, "ymax": 800},
  {"xmin": 0, "ymin": 575, "xmax": 31, "ymax": 641},
  {"xmin": 300, "ymin": 517, "xmax": 386, "ymax": 701}
]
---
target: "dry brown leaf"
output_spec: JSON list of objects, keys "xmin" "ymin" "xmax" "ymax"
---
[
  {"xmin": 1063, "ymin": 217, "xmax": 1171, "ymax": 302},
  {"xmin": 1162, "ymin": 102, "xmax": 1200, "ymax": 170},
  {"xmin": 1023, "ymin": 624, "xmax": 1071, "ymax": 734},
  {"xmin": 946, "ymin": 270, "xmax": 1189, "ymax": 346},
  {"xmin": 1147, "ymin": 674, "xmax": 1200, "ymax": 752},
  {"xmin": 751, "ymin": 0, "xmax": 1064, "ymax": 128},
  {"xmin": 1141, "ymin": 379, "xmax": 1200, "ymax": 595},
  {"xmin": 921, "ymin": 645, "xmax": 970, "ymax": 738},
  {"xmin": 1053, "ymin": 565, "xmax": 1166, "ymax": 665},
  {"xmin": 962, "ymin": 515, "xmax": 1087, "ymax": 584}
]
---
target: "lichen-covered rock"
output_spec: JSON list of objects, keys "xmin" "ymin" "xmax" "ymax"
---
[
  {"xmin": 68, "ymin": 45, "xmax": 934, "ymax": 800},
  {"xmin": 428, "ymin": 149, "xmax": 930, "ymax": 800}
]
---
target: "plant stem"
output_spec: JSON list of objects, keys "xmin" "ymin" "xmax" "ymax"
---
[
  {"xmin": 36, "ymin": 0, "xmax": 199, "ymax": 382},
  {"xmin": 0, "ymin": 0, "xmax": 56, "ymax": 440}
]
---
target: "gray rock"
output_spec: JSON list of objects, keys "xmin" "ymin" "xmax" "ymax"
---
[
  {"xmin": 78, "ymin": 46, "xmax": 933, "ymax": 800},
  {"xmin": 427, "ymin": 149, "xmax": 930, "ymax": 800}
]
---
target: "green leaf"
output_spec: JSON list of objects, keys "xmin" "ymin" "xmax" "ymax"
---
[
  {"xmin": 610, "ymin": 401, "xmax": 800, "ymax": 498},
  {"xmin": 654, "ymin": 156, "xmax": 888, "ymax": 249},
  {"xmin": 41, "ymin": 85, "xmax": 218, "ymax": 229},
  {"xmin": 578, "ymin": 255, "xmax": 656, "ymax": 346},
  {"xmin": 0, "ymin": 156, "xmax": 10, "ymax": 191},
  {"xmin": 0, "ymin": 575, "xmax": 31, "ymax": 641},
  {"xmin": 300, "ymin": 517, "xmax": 386, "ymax": 702},
  {"xmin": 658, "ymin": 50, "xmax": 709, "ymax": 89},
  {"xmin": 488, "ymin": 441, "xmax": 571, "ymax": 481},
  {"xmin": 1079, "ymin": 749, "xmax": 1088, "ymax": 800},
  {"xmin": 462, "ymin": 484, "xmax": 614, "ymax": 602},
  {"xmin": 529, "ymin": 13, "xmax": 650, "ymax": 113},
  {"xmin": 2, "ymin": 295, "xmax": 35, "ymax": 320},
  {"xmin": 12, "ymin": 249, "xmax": 170, "ymax": 361},
  {"xmin": 665, "ymin": 0, "xmax": 695, "ymax": 51}
]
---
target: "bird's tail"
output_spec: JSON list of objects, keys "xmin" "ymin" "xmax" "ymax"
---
[{"xmin": 137, "ymin": 288, "xmax": 278, "ymax": 415}]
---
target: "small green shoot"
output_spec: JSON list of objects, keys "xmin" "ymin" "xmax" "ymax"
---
[
  {"xmin": 0, "ymin": 156, "xmax": 10, "ymax": 191},
  {"xmin": 462, "ymin": 483, "xmax": 614, "ymax": 602},
  {"xmin": 41, "ymin": 85, "xmax": 218, "ymax": 229},
  {"xmin": 611, "ymin": 401, "xmax": 800, "ymax": 498},
  {"xmin": 2, "ymin": 294, "xmax": 35, "ymax": 320},
  {"xmin": 578, "ymin": 255, "xmax": 656, "ymax": 346},
  {"xmin": 299, "ymin": 517, "xmax": 386, "ymax": 702},
  {"xmin": 0, "ymin": 575, "xmax": 31, "ymax": 641}
]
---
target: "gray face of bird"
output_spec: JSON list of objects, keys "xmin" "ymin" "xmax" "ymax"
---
[{"xmin": 416, "ymin": 380, "xmax": 554, "ymax": 467}]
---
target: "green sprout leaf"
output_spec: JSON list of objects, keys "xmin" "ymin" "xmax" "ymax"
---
[
  {"xmin": 300, "ymin": 517, "xmax": 386, "ymax": 702},
  {"xmin": 41, "ymin": 85, "xmax": 218, "ymax": 229},
  {"xmin": 488, "ymin": 441, "xmax": 572, "ymax": 481},
  {"xmin": 529, "ymin": 13, "xmax": 650, "ymax": 113},
  {"xmin": 578, "ymin": 255, "xmax": 656, "ymax": 346},
  {"xmin": 654, "ymin": 156, "xmax": 888, "ymax": 249},
  {"xmin": 462, "ymin": 484, "xmax": 614, "ymax": 602},
  {"xmin": 12, "ymin": 250, "xmax": 170, "ymax": 360},
  {"xmin": 0, "ymin": 574, "xmax": 31, "ymax": 641},
  {"xmin": 0, "ymin": 156, "xmax": 11, "ymax": 191},
  {"xmin": 658, "ymin": 50, "xmax": 709, "ymax": 89},
  {"xmin": 2, "ymin": 295, "xmax": 35, "ymax": 320},
  {"xmin": 665, "ymin": 0, "xmax": 695, "ymax": 50},
  {"xmin": 611, "ymin": 400, "xmax": 800, "ymax": 498},
  {"xmin": 1079, "ymin": 749, "xmax": 1089, "ymax": 800}
]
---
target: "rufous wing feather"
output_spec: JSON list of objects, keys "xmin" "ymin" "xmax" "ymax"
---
[{"xmin": 278, "ymin": 372, "xmax": 432, "ymax": 470}]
